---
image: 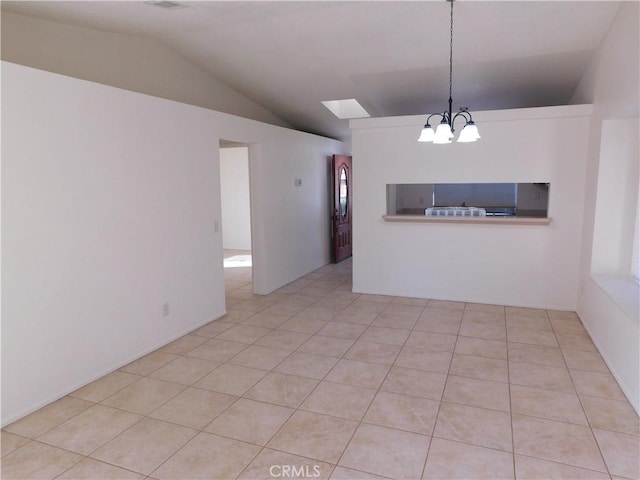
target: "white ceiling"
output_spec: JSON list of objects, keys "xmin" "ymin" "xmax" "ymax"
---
[{"xmin": 1, "ymin": 1, "xmax": 621, "ymax": 140}]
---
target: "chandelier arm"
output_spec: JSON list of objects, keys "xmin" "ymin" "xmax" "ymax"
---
[
  {"xmin": 451, "ymin": 110, "xmax": 472, "ymax": 130},
  {"xmin": 425, "ymin": 112, "xmax": 446, "ymax": 126}
]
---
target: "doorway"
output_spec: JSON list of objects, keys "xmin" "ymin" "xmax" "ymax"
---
[
  {"xmin": 332, "ymin": 154, "xmax": 353, "ymax": 263},
  {"xmin": 219, "ymin": 141, "xmax": 253, "ymax": 301}
]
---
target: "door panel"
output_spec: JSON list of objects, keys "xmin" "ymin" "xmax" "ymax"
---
[{"xmin": 332, "ymin": 154, "xmax": 352, "ymax": 263}]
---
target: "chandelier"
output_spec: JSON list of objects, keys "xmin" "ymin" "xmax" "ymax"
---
[{"xmin": 418, "ymin": 0, "xmax": 480, "ymax": 144}]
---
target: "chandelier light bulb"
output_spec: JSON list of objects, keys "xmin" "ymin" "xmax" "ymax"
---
[
  {"xmin": 418, "ymin": 125, "xmax": 436, "ymax": 142},
  {"xmin": 434, "ymin": 122, "xmax": 454, "ymax": 143},
  {"xmin": 457, "ymin": 122, "xmax": 481, "ymax": 142}
]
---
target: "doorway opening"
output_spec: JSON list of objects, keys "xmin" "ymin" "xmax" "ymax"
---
[
  {"xmin": 332, "ymin": 154, "xmax": 353, "ymax": 263},
  {"xmin": 219, "ymin": 140, "xmax": 253, "ymax": 302}
]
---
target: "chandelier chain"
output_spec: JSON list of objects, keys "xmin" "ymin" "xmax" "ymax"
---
[
  {"xmin": 417, "ymin": 0, "xmax": 480, "ymax": 143},
  {"xmin": 449, "ymin": 0, "xmax": 454, "ymax": 102}
]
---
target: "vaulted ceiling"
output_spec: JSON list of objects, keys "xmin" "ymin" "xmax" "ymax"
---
[{"xmin": 1, "ymin": 1, "xmax": 621, "ymax": 140}]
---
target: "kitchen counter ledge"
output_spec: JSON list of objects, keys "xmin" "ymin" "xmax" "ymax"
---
[{"xmin": 382, "ymin": 214, "xmax": 552, "ymax": 226}]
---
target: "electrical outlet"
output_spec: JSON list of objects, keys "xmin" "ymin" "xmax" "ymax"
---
[{"xmin": 162, "ymin": 303, "xmax": 170, "ymax": 317}]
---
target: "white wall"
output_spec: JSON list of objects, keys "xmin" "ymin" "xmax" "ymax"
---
[
  {"xmin": 350, "ymin": 105, "xmax": 591, "ymax": 310},
  {"xmin": 1, "ymin": 12, "xmax": 290, "ymax": 128},
  {"xmin": 591, "ymin": 119, "xmax": 639, "ymax": 274},
  {"xmin": 570, "ymin": 1, "xmax": 639, "ymax": 413},
  {"xmin": 2, "ymin": 62, "xmax": 224, "ymax": 425},
  {"xmin": 247, "ymin": 142, "xmax": 337, "ymax": 294},
  {"xmin": 2, "ymin": 62, "xmax": 343, "ymax": 425},
  {"xmin": 220, "ymin": 147, "xmax": 252, "ymax": 250}
]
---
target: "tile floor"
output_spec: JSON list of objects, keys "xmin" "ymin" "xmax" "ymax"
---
[{"xmin": 2, "ymin": 251, "xmax": 639, "ymax": 479}]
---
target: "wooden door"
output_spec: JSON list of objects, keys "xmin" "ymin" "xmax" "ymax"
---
[{"xmin": 332, "ymin": 155, "xmax": 352, "ymax": 263}]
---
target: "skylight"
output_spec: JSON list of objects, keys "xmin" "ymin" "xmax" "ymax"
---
[{"xmin": 321, "ymin": 99, "xmax": 370, "ymax": 119}]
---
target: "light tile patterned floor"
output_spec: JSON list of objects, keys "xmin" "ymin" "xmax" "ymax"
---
[{"xmin": 2, "ymin": 251, "xmax": 639, "ymax": 479}]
